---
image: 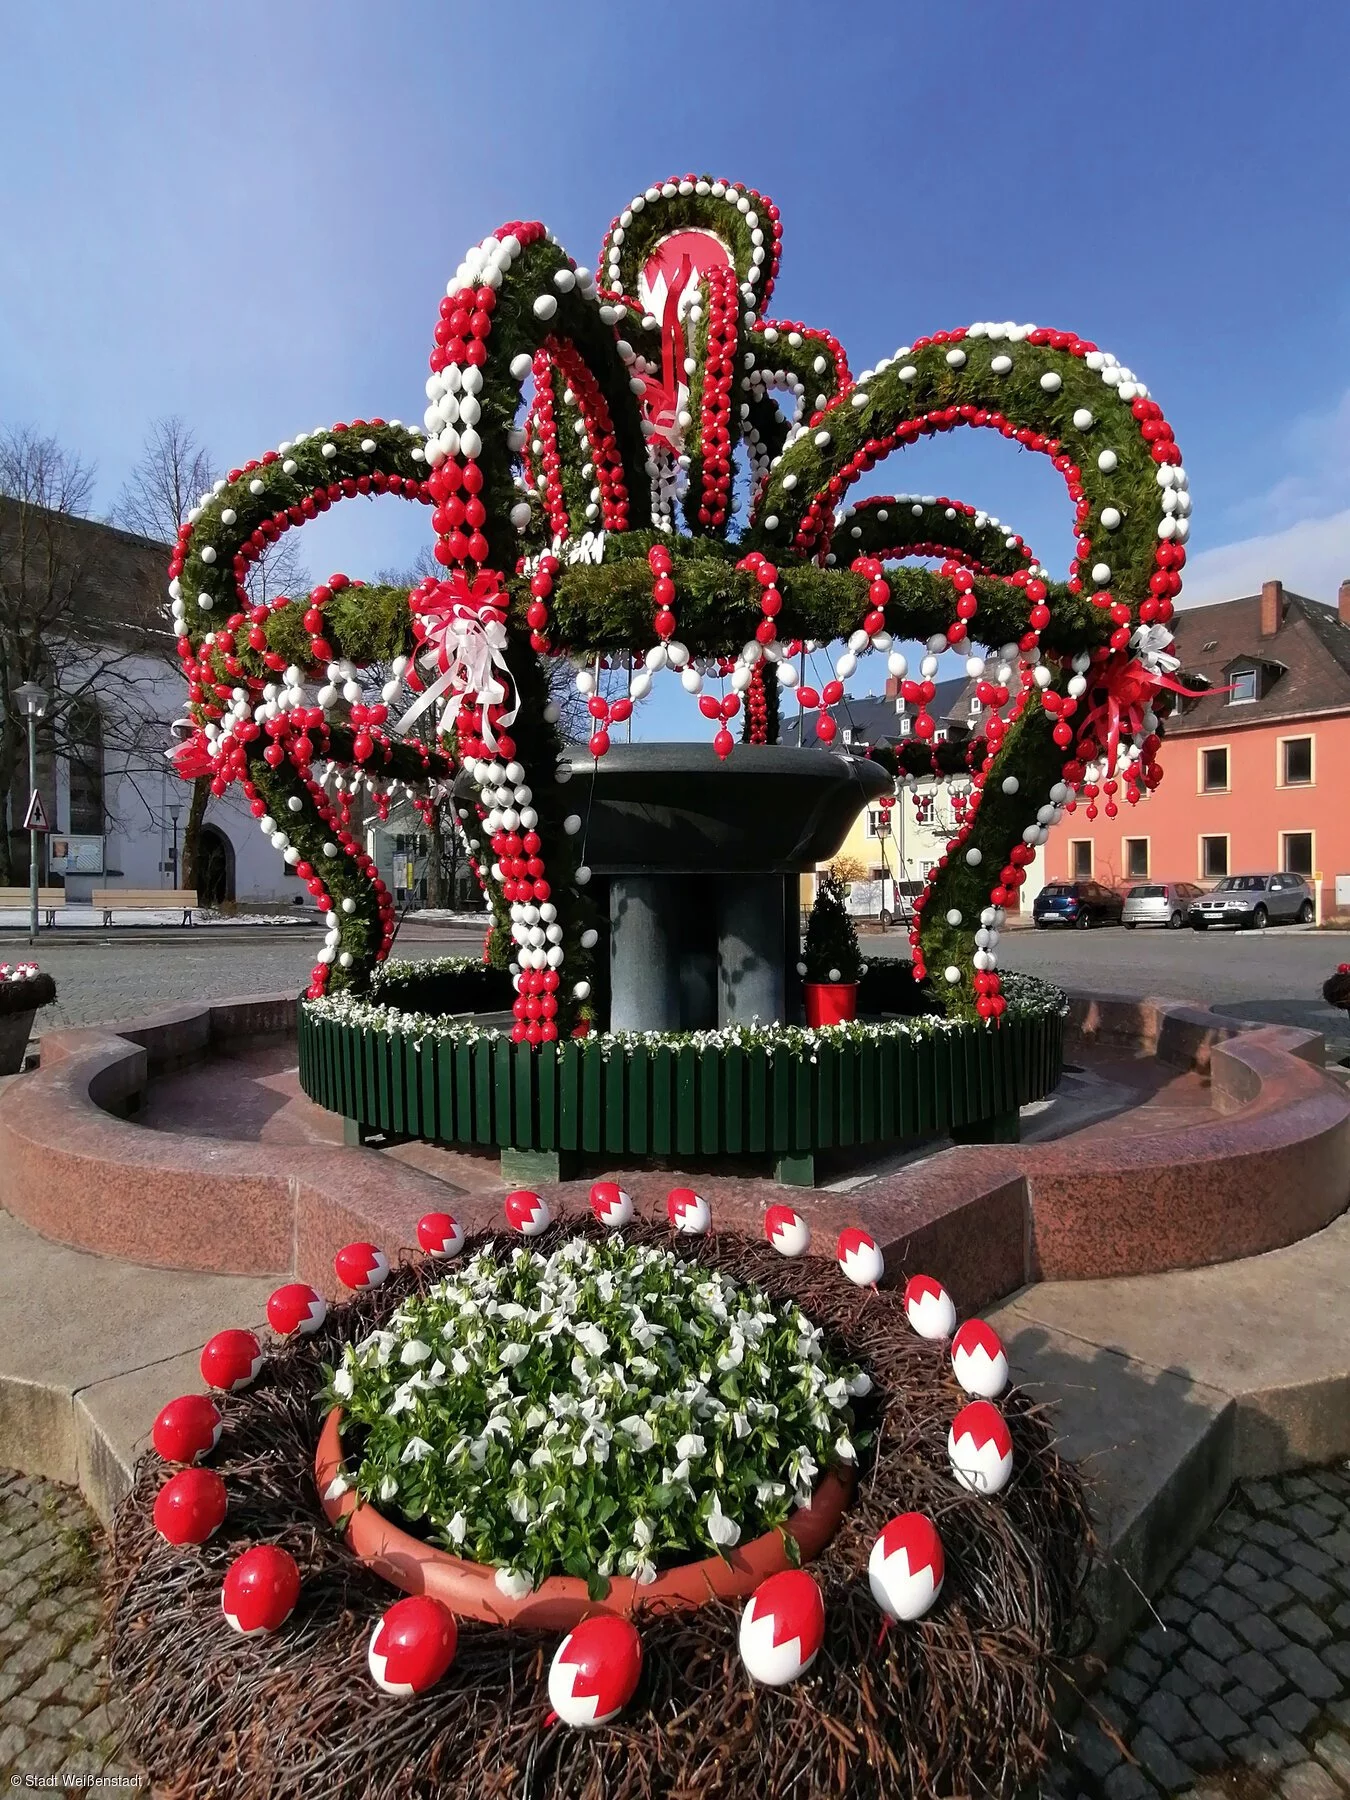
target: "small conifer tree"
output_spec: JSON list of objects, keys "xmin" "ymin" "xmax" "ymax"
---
[{"xmin": 803, "ymin": 870, "xmax": 863, "ymax": 983}]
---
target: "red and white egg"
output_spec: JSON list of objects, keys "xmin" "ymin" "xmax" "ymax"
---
[
  {"xmin": 368, "ymin": 1595, "xmax": 458, "ymax": 1696},
  {"xmin": 221, "ymin": 1544, "xmax": 301, "ymax": 1635},
  {"xmin": 333, "ymin": 1242, "xmax": 391, "ymax": 1291},
  {"xmin": 505, "ymin": 1189, "xmax": 552, "ymax": 1236},
  {"xmin": 589, "ymin": 1180, "xmax": 634, "ymax": 1229},
  {"xmin": 199, "ymin": 1329, "xmax": 263, "ymax": 1393},
  {"xmin": 266, "ymin": 1282, "xmax": 328, "ymax": 1338},
  {"xmin": 152, "ymin": 1394, "xmax": 222, "ymax": 1465},
  {"xmin": 868, "ymin": 1511, "xmax": 945, "ymax": 1621},
  {"xmin": 547, "ymin": 1615, "xmax": 643, "ymax": 1726},
  {"xmin": 836, "ymin": 1226, "xmax": 884, "ymax": 1288},
  {"xmin": 903, "ymin": 1274, "xmax": 956, "ymax": 1341},
  {"xmin": 667, "ymin": 1187, "xmax": 711, "ymax": 1234},
  {"xmin": 416, "ymin": 1212, "xmax": 464, "ymax": 1259},
  {"xmin": 951, "ymin": 1320, "xmax": 1010, "ymax": 1399},
  {"xmin": 153, "ymin": 1467, "xmax": 227, "ymax": 1545},
  {"xmin": 947, "ymin": 1399, "xmax": 1014, "ymax": 1496},
  {"xmin": 738, "ymin": 1569, "xmax": 825, "ymax": 1686},
  {"xmin": 764, "ymin": 1205, "xmax": 810, "ymax": 1258}
]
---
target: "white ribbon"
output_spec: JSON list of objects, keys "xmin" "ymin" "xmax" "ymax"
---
[
  {"xmin": 398, "ymin": 608, "xmax": 518, "ymax": 751},
  {"xmin": 1130, "ymin": 621, "xmax": 1181, "ymax": 679}
]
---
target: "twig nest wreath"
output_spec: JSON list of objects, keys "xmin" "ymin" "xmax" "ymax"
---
[{"xmin": 110, "ymin": 1219, "xmax": 1091, "ymax": 1799}]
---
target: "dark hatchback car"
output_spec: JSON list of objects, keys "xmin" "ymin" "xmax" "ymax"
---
[{"xmin": 1033, "ymin": 880, "xmax": 1125, "ymax": 929}]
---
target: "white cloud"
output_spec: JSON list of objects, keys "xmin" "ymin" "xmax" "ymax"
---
[{"xmin": 1180, "ymin": 386, "xmax": 1350, "ymax": 607}]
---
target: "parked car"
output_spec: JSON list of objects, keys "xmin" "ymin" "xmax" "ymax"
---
[
  {"xmin": 1032, "ymin": 881, "xmax": 1125, "ymax": 929},
  {"xmin": 1122, "ymin": 881, "xmax": 1206, "ymax": 930},
  {"xmin": 1188, "ymin": 873, "xmax": 1315, "ymax": 930}
]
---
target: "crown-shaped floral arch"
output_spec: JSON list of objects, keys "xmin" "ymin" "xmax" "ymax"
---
[{"xmin": 166, "ymin": 172, "xmax": 1190, "ymax": 1038}]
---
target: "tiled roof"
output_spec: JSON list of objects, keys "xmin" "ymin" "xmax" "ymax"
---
[
  {"xmin": 784, "ymin": 676, "xmax": 974, "ymax": 748},
  {"xmin": 1168, "ymin": 589, "xmax": 1350, "ymax": 733},
  {"xmin": 0, "ymin": 497, "xmax": 170, "ymax": 646}
]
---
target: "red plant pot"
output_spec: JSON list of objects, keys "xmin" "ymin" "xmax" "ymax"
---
[
  {"xmin": 316, "ymin": 1408, "xmax": 850, "ymax": 1631},
  {"xmin": 803, "ymin": 981, "xmax": 858, "ymax": 1027}
]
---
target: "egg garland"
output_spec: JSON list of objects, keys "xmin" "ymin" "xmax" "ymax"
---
[
  {"xmin": 152, "ymin": 1394, "xmax": 222, "ymax": 1465},
  {"xmin": 868, "ymin": 1512, "xmax": 945, "ymax": 1622},
  {"xmin": 333, "ymin": 1241, "xmax": 391, "ymax": 1291},
  {"xmin": 199, "ymin": 1328, "xmax": 263, "ymax": 1393},
  {"xmin": 903, "ymin": 1274, "xmax": 957, "ymax": 1341},
  {"xmin": 948, "ymin": 1399, "xmax": 1015, "ymax": 1496},
  {"xmin": 951, "ymin": 1319, "xmax": 1010, "ymax": 1399},
  {"xmin": 153, "ymin": 1468, "xmax": 228, "ymax": 1546},
  {"xmin": 836, "ymin": 1225, "xmax": 884, "ymax": 1288},
  {"xmin": 589, "ymin": 1179, "xmax": 634, "ymax": 1229},
  {"xmin": 416, "ymin": 1211, "xmax": 465, "ymax": 1259},
  {"xmin": 547, "ymin": 1615, "xmax": 644, "ymax": 1727},
  {"xmin": 266, "ymin": 1281, "xmax": 328, "ymax": 1337},
  {"xmin": 221, "ymin": 1544, "xmax": 302, "ymax": 1636},
  {"xmin": 504, "ymin": 1188, "xmax": 552, "ymax": 1236},
  {"xmin": 666, "ymin": 1186, "xmax": 711, "ymax": 1234},
  {"xmin": 738, "ymin": 1569, "xmax": 826, "ymax": 1686},
  {"xmin": 763, "ymin": 1204, "xmax": 810, "ymax": 1258},
  {"xmin": 368, "ymin": 1596, "xmax": 459, "ymax": 1697}
]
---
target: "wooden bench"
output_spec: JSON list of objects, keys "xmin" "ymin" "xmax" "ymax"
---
[
  {"xmin": 92, "ymin": 888, "xmax": 199, "ymax": 927},
  {"xmin": 0, "ymin": 887, "xmax": 67, "ymax": 928}
]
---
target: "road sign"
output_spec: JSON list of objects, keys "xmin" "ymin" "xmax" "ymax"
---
[{"xmin": 22, "ymin": 790, "xmax": 49, "ymax": 832}]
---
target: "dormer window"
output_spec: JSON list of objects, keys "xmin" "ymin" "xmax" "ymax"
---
[{"xmin": 1228, "ymin": 666, "xmax": 1259, "ymax": 704}]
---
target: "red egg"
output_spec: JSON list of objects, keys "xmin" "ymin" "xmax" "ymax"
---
[
  {"xmin": 903, "ymin": 1274, "xmax": 956, "ymax": 1341},
  {"xmin": 504, "ymin": 1189, "xmax": 551, "ymax": 1236},
  {"xmin": 266, "ymin": 1282, "xmax": 328, "ymax": 1337},
  {"xmin": 334, "ymin": 1242, "xmax": 391, "ymax": 1290},
  {"xmin": 836, "ymin": 1226, "xmax": 884, "ymax": 1288},
  {"xmin": 948, "ymin": 1399, "xmax": 1014, "ymax": 1496},
  {"xmin": 152, "ymin": 1394, "xmax": 222, "ymax": 1465},
  {"xmin": 547, "ymin": 1614, "xmax": 643, "ymax": 1726},
  {"xmin": 416, "ymin": 1212, "xmax": 465, "ymax": 1259},
  {"xmin": 221, "ymin": 1544, "xmax": 301, "ymax": 1635},
  {"xmin": 868, "ymin": 1511, "xmax": 945, "ymax": 1620},
  {"xmin": 666, "ymin": 1187, "xmax": 711, "ymax": 1234},
  {"xmin": 199, "ymin": 1329, "xmax": 263, "ymax": 1393},
  {"xmin": 738, "ymin": 1569, "xmax": 825, "ymax": 1685},
  {"xmin": 368, "ymin": 1595, "xmax": 458, "ymax": 1696},
  {"xmin": 589, "ymin": 1180, "xmax": 633, "ymax": 1228},
  {"xmin": 951, "ymin": 1319, "xmax": 1010, "ymax": 1399},
  {"xmin": 153, "ymin": 1467, "xmax": 227, "ymax": 1545},
  {"xmin": 764, "ymin": 1204, "xmax": 810, "ymax": 1257}
]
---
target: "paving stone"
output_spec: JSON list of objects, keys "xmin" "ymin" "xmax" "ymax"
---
[
  {"xmin": 31, "ymin": 1702, "xmax": 83, "ymax": 1738},
  {"xmin": 1171, "ymin": 1566, "xmax": 1213, "ymax": 1603},
  {"xmin": 1160, "ymin": 1666, "xmax": 1201, "ymax": 1702},
  {"xmin": 1323, "ymin": 1643, "xmax": 1350, "ymax": 1682},
  {"xmin": 1126, "ymin": 1646, "xmax": 1166, "ymax": 1682},
  {"xmin": 1286, "ymin": 1541, "xmax": 1340, "ymax": 1578},
  {"xmin": 1279, "ymin": 1602, "xmax": 1333, "ymax": 1649},
  {"xmin": 1237, "ymin": 1612, "xmax": 1293, "ymax": 1654},
  {"xmin": 1245, "ymin": 1481, "xmax": 1286, "ymax": 1514},
  {"xmin": 2, "ymin": 1629, "xmax": 61, "ymax": 1684},
  {"xmin": 1226, "ymin": 1559, "xmax": 1262, "ymax": 1590},
  {"xmin": 1286, "ymin": 1476, "xmax": 1323, "ymax": 1501},
  {"xmin": 1278, "ymin": 1762, "xmax": 1342, "ymax": 1800},
  {"xmin": 1242, "ymin": 1542, "xmax": 1293, "ymax": 1578},
  {"xmin": 0, "ymin": 1695, "xmax": 41, "ymax": 1727},
  {"xmin": 22, "ymin": 1659, "xmax": 76, "ymax": 1704},
  {"xmin": 1332, "ymin": 1701, "xmax": 1350, "ymax": 1731},
  {"xmin": 1224, "ymin": 1684, "xmax": 1263, "ymax": 1722},
  {"xmin": 1274, "ymin": 1643, "xmax": 1343, "ymax": 1701},
  {"xmin": 1130, "ymin": 1726, "xmax": 1194, "ymax": 1792},
  {"xmin": 1206, "ymin": 1585, "xmax": 1257, "ymax": 1625},
  {"xmin": 1270, "ymin": 1692, "xmax": 1321, "ymax": 1736},
  {"xmin": 1248, "ymin": 1518, "xmax": 1301, "ymax": 1550},
  {"xmin": 1105, "ymin": 1667, "xmax": 1149, "ymax": 1707},
  {"xmin": 1180, "ymin": 1647, "xmax": 1228, "ymax": 1692},
  {"xmin": 1173, "ymin": 1735, "xmax": 1228, "ymax": 1774},
  {"xmin": 1210, "ymin": 1532, "xmax": 1246, "ymax": 1562},
  {"xmin": 1237, "ymin": 1729, "xmax": 1302, "ymax": 1772},
  {"xmin": 1189, "ymin": 1612, "xmax": 1242, "ymax": 1661},
  {"xmin": 1188, "ymin": 1690, "xmax": 1248, "ymax": 1742},
  {"xmin": 1335, "ymin": 1601, "xmax": 1350, "ymax": 1632},
  {"xmin": 1104, "ymin": 1766, "xmax": 1161, "ymax": 1800},
  {"xmin": 1139, "ymin": 1690, "xmax": 1197, "ymax": 1745},
  {"xmin": 1230, "ymin": 1649, "xmax": 1288, "ymax": 1700},
  {"xmin": 0, "ymin": 1723, "xmax": 29, "ymax": 1767},
  {"xmin": 1158, "ymin": 1595, "xmax": 1196, "ymax": 1629},
  {"xmin": 1137, "ymin": 1627, "xmax": 1184, "ymax": 1663},
  {"xmin": 1313, "ymin": 1732, "xmax": 1350, "ymax": 1786},
  {"xmin": 1072, "ymin": 1720, "xmax": 1125, "ymax": 1779},
  {"xmin": 1183, "ymin": 1547, "xmax": 1227, "ymax": 1583},
  {"xmin": 1288, "ymin": 1503, "xmax": 1337, "ymax": 1539},
  {"xmin": 1283, "ymin": 1568, "xmax": 1336, "ymax": 1607}
]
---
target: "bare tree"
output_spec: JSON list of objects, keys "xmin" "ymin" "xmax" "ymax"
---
[{"xmin": 0, "ymin": 427, "xmax": 165, "ymax": 886}]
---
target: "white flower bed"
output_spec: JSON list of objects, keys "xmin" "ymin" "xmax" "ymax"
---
[{"xmin": 325, "ymin": 1237, "xmax": 868, "ymax": 1594}]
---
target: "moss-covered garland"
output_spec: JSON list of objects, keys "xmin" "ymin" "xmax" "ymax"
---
[{"xmin": 831, "ymin": 494, "xmax": 1037, "ymax": 578}]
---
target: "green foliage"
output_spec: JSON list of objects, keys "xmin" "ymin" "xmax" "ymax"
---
[
  {"xmin": 803, "ymin": 870, "xmax": 863, "ymax": 984},
  {"xmin": 324, "ymin": 1235, "xmax": 866, "ymax": 1588}
]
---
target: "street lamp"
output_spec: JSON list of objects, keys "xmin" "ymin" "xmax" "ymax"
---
[
  {"xmin": 167, "ymin": 803, "xmax": 181, "ymax": 890},
  {"xmin": 14, "ymin": 681, "xmax": 48, "ymax": 947}
]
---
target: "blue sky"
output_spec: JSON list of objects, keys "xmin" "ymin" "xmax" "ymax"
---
[{"xmin": 4, "ymin": 1, "xmax": 1349, "ymax": 737}]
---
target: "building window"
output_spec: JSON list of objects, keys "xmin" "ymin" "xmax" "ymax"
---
[
  {"xmin": 1124, "ymin": 838, "xmax": 1149, "ymax": 878},
  {"xmin": 1201, "ymin": 835, "xmax": 1229, "ymax": 879},
  {"xmin": 1228, "ymin": 668, "xmax": 1259, "ymax": 704},
  {"xmin": 969, "ymin": 696, "xmax": 983, "ymax": 716},
  {"xmin": 869, "ymin": 866, "xmax": 886, "ymax": 882},
  {"xmin": 66, "ymin": 702, "xmax": 104, "ymax": 835},
  {"xmin": 1281, "ymin": 737, "xmax": 1313, "ymax": 786},
  {"xmin": 1070, "ymin": 840, "xmax": 1092, "ymax": 879},
  {"xmin": 1282, "ymin": 831, "xmax": 1314, "ymax": 877},
  {"xmin": 840, "ymin": 727, "xmax": 853, "ymax": 745},
  {"xmin": 897, "ymin": 715, "xmax": 911, "ymax": 736},
  {"xmin": 865, "ymin": 809, "xmax": 890, "ymax": 839},
  {"xmin": 1200, "ymin": 746, "xmax": 1229, "ymax": 793}
]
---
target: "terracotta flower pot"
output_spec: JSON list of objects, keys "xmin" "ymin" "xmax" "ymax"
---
[
  {"xmin": 316, "ymin": 1408, "xmax": 851, "ymax": 1631},
  {"xmin": 803, "ymin": 981, "xmax": 858, "ymax": 1027}
]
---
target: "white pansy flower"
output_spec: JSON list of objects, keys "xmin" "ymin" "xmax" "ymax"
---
[
  {"xmin": 332, "ymin": 1366, "xmax": 354, "ymax": 1400},
  {"xmin": 378, "ymin": 1475, "xmax": 398, "ymax": 1502},
  {"xmin": 446, "ymin": 1511, "xmax": 467, "ymax": 1545},
  {"xmin": 618, "ymin": 1416, "xmax": 656, "ymax": 1452},
  {"xmin": 499, "ymin": 1343, "xmax": 530, "ymax": 1368},
  {"xmin": 835, "ymin": 1435, "xmax": 857, "ymax": 1463},
  {"xmin": 632, "ymin": 1516, "xmax": 654, "ymax": 1548},
  {"xmin": 706, "ymin": 1495, "xmax": 741, "ymax": 1548},
  {"xmin": 847, "ymin": 1370, "xmax": 873, "ymax": 1398},
  {"xmin": 400, "ymin": 1340, "xmax": 433, "ymax": 1366},
  {"xmin": 399, "ymin": 1437, "xmax": 434, "ymax": 1463},
  {"xmin": 675, "ymin": 1433, "xmax": 706, "ymax": 1461},
  {"xmin": 494, "ymin": 1568, "xmax": 533, "ymax": 1599}
]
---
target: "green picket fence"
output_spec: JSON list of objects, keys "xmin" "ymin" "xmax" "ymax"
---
[{"xmin": 297, "ymin": 1008, "xmax": 1063, "ymax": 1156}]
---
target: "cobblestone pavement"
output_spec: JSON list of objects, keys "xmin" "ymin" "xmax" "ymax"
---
[
  {"xmin": 1048, "ymin": 1465, "xmax": 1350, "ymax": 1800},
  {"xmin": 0, "ymin": 1470, "xmax": 132, "ymax": 1786}
]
